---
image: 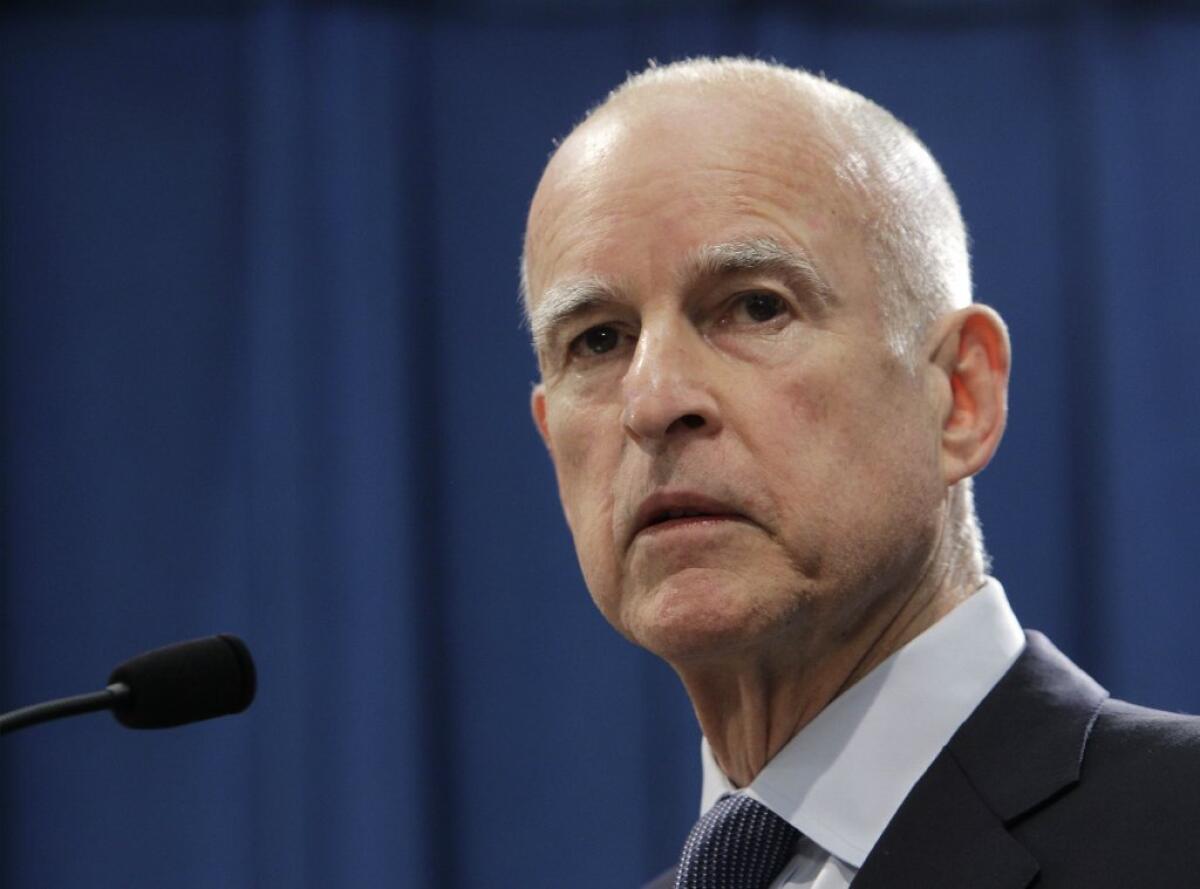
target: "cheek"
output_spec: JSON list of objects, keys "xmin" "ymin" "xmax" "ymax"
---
[
  {"xmin": 547, "ymin": 400, "xmax": 623, "ymax": 551},
  {"xmin": 763, "ymin": 353, "xmax": 935, "ymax": 526},
  {"xmin": 547, "ymin": 392, "xmax": 612, "ymax": 470},
  {"xmin": 780, "ymin": 347, "xmax": 919, "ymax": 453},
  {"xmin": 782, "ymin": 373, "xmax": 833, "ymax": 428}
]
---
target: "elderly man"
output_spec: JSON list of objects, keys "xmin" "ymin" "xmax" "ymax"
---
[{"xmin": 522, "ymin": 58, "xmax": 1200, "ymax": 889}]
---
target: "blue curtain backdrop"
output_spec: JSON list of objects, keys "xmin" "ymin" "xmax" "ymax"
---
[{"xmin": 2, "ymin": 2, "xmax": 1198, "ymax": 887}]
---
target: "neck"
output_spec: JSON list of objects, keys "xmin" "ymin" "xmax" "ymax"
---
[{"xmin": 675, "ymin": 536, "xmax": 979, "ymax": 788}]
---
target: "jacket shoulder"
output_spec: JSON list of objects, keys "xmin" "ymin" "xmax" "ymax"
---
[
  {"xmin": 1007, "ymin": 684, "xmax": 1200, "ymax": 882},
  {"xmin": 1084, "ymin": 696, "xmax": 1200, "ymax": 782}
]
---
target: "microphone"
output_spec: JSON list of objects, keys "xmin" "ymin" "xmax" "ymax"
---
[{"xmin": 0, "ymin": 634, "xmax": 256, "ymax": 736}]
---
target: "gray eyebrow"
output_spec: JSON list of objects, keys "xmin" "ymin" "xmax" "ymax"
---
[
  {"xmin": 684, "ymin": 237, "xmax": 838, "ymax": 312},
  {"xmin": 528, "ymin": 238, "xmax": 836, "ymax": 355},
  {"xmin": 529, "ymin": 276, "xmax": 622, "ymax": 353}
]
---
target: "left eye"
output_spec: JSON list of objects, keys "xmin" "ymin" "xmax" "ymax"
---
[{"xmin": 736, "ymin": 292, "xmax": 786, "ymax": 323}]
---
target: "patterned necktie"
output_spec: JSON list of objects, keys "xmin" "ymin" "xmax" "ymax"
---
[{"xmin": 675, "ymin": 794, "xmax": 800, "ymax": 889}]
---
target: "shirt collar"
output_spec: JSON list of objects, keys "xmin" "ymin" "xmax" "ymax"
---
[{"xmin": 699, "ymin": 577, "xmax": 1024, "ymax": 868}]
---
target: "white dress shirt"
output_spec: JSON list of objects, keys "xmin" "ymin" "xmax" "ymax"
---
[{"xmin": 697, "ymin": 578, "xmax": 1025, "ymax": 888}]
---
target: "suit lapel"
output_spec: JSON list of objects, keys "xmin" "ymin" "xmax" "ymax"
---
[
  {"xmin": 644, "ymin": 635, "xmax": 1107, "ymax": 889},
  {"xmin": 945, "ymin": 633, "xmax": 1107, "ymax": 820},
  {"xmin": 853, "ymin": 632, "xmax": 1107, "ymax": 889},
  {"xmin": 851, "ymin": 751, "xmax": 1037, "ymax": 889}
]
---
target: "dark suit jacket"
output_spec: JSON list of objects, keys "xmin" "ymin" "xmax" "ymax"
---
[{"xmin": 645, "ymin": 632, "xmax": 1200, "ymax": 888}]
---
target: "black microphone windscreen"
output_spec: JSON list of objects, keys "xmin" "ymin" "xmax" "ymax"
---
[{"xmin": 107, "ymin": 634, "xmax": 256, "ymax": 729}]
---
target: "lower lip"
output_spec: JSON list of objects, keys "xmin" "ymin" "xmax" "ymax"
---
[{"xmin": 636, "ymin": 515, "xmax": 746, "ymax": 538}]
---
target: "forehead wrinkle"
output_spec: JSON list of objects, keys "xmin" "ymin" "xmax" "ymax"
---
[
  {"xmin": 681, "ymin": 237, "xmax": 839, "ymax": 313},
  {"xmin": 530, "ymin": 276, "xmax": 623, "ymax": 352}
]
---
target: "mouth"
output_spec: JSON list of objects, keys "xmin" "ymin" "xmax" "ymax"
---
[{"xmin": 630, "ymin": 492, "xmax": 751, "ymax": 543}]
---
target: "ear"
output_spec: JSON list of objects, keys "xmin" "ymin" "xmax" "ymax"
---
[
  {"xmin": 928, "ymin": 305, "xmax": 1011, "ymax": 485},
  {"xmin": 531, "ymin": 382, "xmax": 553, "ymax": 454}
]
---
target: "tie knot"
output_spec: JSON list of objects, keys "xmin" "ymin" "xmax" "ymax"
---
[{"xmin": 675, "ymin": 794, "xmax": 799, "ymax": 889}]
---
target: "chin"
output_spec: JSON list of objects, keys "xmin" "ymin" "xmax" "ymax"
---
[{"xmin": 618, "ymin": 569, "xmax": 796, "ymax": 662}]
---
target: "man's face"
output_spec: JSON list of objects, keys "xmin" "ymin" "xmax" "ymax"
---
[{"xmin": 526, "ymin": 89, "xmax": 947, "ymax": 666}]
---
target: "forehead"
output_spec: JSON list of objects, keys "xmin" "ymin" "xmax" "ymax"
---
[{"xmin": 525, "ymin": 86, "xmax": 871, "ymax": 309}]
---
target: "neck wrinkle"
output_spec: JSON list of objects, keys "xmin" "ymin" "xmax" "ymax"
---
[{"xmin": 681, "ymin": 498, "xmax": 979, "ymax": 790}]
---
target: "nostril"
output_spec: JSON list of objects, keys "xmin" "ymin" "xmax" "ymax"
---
[{"xmin": 679, "ymin": 414, "xmax": 705, "ymax": 430}]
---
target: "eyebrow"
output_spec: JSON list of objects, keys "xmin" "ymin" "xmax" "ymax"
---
[
  {"xmin": 528, "ymin": 237, "xmax": 837, "ymax": 354},
  {"xmin": 529, "ymin": 276, "xmax": 623, "ymax": 354},
  {"xmin": 683, "ymin": 237, "xmax": 838, "ymax": 313}
]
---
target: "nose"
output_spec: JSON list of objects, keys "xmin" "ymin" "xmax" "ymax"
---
[{"xmin": 620, "ymin": 325, "xmax": 722, "ymax": 445}]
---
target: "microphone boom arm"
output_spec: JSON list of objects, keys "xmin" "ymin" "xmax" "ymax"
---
[{"xmin": 0, "ymin": 683, "xmax": 130, "ymax": 736}]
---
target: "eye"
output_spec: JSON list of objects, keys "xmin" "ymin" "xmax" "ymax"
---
[
  {"xmin": 739, "ymin": 292, "xmax": 786, "ymax": 323},
  {"xmin": 719, "ymin": 291, "xmax": 789, "ymax": 329},
  {"xmin": 569, "ymin": 324, "xmax": 621, "ymax": 357}
]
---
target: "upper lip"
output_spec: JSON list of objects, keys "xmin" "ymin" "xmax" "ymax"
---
[{"xmin": 629, "ymin": 491, "xmax": 749, "ymax": 542}]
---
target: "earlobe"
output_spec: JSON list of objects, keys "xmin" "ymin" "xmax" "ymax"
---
[
  {"xmin": 935, "ymin": 305, "xmax": 1011, "ymax": 485},
  {"xmin": 531, "ymin": 383, "xmax": 553, "ymax": 453}
]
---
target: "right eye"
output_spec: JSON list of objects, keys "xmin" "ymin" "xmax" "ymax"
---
[{"xmin": 569, "ymin": 324, "xmax": 622, "ymax": 357}]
